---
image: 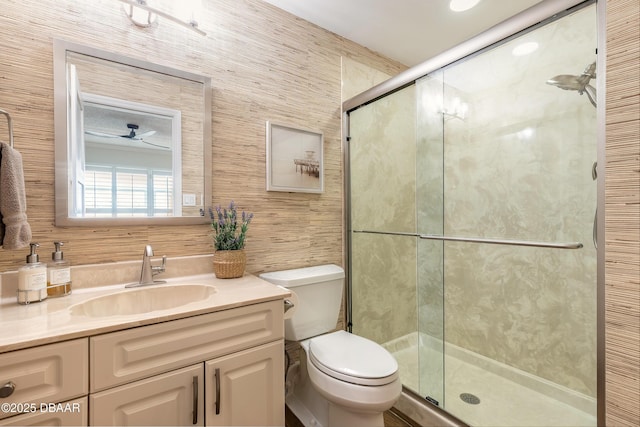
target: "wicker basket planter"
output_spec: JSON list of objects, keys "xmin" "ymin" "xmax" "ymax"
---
[{"xmin": 213, "ymin": 249, "xmax": 246, "ymax": 279}]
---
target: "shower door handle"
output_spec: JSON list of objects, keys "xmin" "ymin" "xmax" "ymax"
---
[
  {"xmin": 353, "ymin": 230, "xmax": 583, "ymax": 249},
  {"xmin": 418, "ymin": 234, "xmax": 583, "ymax": 249},
  {"xmin": 593, "ymin": 208, "xmax": 597, "ymax": 249},
  {"xmin": 592, "ymin": 161, "xmax": 598, "ymax": 250}
]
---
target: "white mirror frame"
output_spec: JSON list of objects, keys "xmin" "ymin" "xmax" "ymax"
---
[{"xmin": 53, "ymin": 39, "xmax": 212, "ymax": 226}]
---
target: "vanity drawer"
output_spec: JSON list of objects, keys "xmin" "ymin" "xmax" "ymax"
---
[
  {"xmin": 0, "ymin": 396, "xmax": 87, "ymax": 426},
  {"xmin": 0, "ymin": 339, "xmax": 88, "ymax": 420},
  {"xmin": 90, "ymin": 300, "xmax": 283, "ymax": 392}
]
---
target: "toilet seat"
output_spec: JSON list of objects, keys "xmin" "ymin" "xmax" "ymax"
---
[{"xmin": 308, "ymin": 331, "xmax": 399, "ymax": 386}]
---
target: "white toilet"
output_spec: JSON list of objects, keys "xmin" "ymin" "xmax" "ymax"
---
[{"xmin": 260, "ymin": 264, "xmax": 402, "ymax": 427}]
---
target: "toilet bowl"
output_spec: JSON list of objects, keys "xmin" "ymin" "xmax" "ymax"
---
[{"xmin": 260, "ymin": 265, "xmax": 402, "ymax": 427}]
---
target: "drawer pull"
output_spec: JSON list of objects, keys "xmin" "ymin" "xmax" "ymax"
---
[
  {"xmin": 0, "ymin": 382, "xmax": 16, "ymax": 398},
  {"xmin": 192, "ymin": 376, "xmax": 198, "ymax": 425},
  {"xmin": 214, "ymin": 368, "xmax": 221, "ymax": 415}
]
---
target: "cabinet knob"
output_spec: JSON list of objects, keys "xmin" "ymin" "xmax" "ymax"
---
[{"xmin": 0, "ymin": 381, "xmax": 16, "ymax": 398}]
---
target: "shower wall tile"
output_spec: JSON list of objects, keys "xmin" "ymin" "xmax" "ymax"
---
[
  {"xmin": 443, "ymin": 244, "xmax": 597, "ymax": 396},
  {"xmin": 349, "ymin": 84, "xmax": 418, "ymax": 345},
  {"xmin": 350, "ymin": 85, "xmax": 417, "ymax": 233},
  {"xmin": 351, "ymin": 233, "xmax": 417, "ymax": 344},
  {"xmin": 341, "ymin": 56, "xmax": 396, "ymax": 101}
]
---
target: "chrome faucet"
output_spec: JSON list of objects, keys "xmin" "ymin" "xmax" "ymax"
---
[{"xmin": 125, "ymin": 245, "xmax": 167, "ymax": 288}]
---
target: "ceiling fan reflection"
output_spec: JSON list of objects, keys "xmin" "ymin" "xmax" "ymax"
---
[{"xmin": 85, "ymin": 123, "xmax": 169, "ymax": 150}]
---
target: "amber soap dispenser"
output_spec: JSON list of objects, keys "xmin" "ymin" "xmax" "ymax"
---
[{"xmin": 47, "ymin": 241, "xmax": 72, "ymax": 297}]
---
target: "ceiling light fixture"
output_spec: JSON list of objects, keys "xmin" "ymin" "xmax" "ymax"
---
[
  {"xmin": 442, "ymin": 97, "xmax": 469, "ymax": 121},
  {"xmin": 449, "ymin": 0, "xmax": 481, "ymax": 12},
  {"xmin": 118, "ymin": 0, "xmax": 206, "ymax": 36}
]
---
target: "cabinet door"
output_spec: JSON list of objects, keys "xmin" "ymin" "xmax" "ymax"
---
[
  {"xmin": 205, "ymin": 340, "xmax": 284, "ymax": 427},
  {"xmin": 90, "ymin": 365, "xmax": 204, "ymax": 426}
]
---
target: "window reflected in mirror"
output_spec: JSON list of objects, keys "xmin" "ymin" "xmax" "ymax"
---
[{"xmin": 80, "ymin": 95, "xmax": 180, "ymax": 218}]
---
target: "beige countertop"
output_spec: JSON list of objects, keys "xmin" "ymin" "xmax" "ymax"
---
[{"xmin": 0, "ymin": 273, "xmax": 290, "ymax": 353}]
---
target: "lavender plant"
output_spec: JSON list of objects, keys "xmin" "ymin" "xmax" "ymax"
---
[{"xmin": 209, "ymin": 201, "xmax": 254, "ymax": 251}]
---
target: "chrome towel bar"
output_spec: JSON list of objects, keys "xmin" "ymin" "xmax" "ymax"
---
[
  {"xmin": 0, "ymin": 109, "xmax": 14, "ymax": 147},
  {"xmin": 352, "ymin": 230, "xmax": 583, "ymax": 249}
]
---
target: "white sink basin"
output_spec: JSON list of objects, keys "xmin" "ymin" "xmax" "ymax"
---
[{"xmin": 70, "ymin": 284, "xmax": 216, "ymax": 317}]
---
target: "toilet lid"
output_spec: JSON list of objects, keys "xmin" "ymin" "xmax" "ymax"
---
[{"xmin": 308, "ymin": 331, "xmax": 399, "ymax": 386}]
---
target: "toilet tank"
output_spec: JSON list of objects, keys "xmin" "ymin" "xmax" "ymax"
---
[{"xmin": 259, "ymin": 264, "xmax": 344, "ymax": 341}]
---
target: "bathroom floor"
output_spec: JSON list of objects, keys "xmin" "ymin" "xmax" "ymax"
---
[
  {"xmin": 284, "ymin": 406, "xmax": 305, "ymax": 427},
  {"xmin": 285, "ymin": 406, "xmax": 417, "ymax": 427},
  {"xmin": 391, "ymin": 342, "xmax": 597, "ymax": 427}
]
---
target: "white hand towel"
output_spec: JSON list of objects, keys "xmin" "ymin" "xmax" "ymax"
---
[{"xmin": 0, "ymin": 141, "xmax": 32, "ymax": 250}]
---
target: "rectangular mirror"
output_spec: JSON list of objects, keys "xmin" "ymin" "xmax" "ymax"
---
[{"xmin": 54, "ymin": 40, "xmax": 211, "ymax": 226}]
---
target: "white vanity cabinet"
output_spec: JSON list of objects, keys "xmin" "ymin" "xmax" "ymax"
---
[
  {"xmin": 89, "ymin": 300, "xmax": 285, "ymax": 426},
  {"xmin": 0, "ymin": 339, "xmax": 89, "ymax": 425},
  {"xmin": 205, "ymin": 340, "xmax": 284, "ymax": 426},
  {"xmin": 90, "ymin": 365, "xmax": 204, "ymax": 426}
]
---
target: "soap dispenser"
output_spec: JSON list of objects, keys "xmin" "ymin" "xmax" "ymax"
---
[
  {"xmin": 17, "ymin": 243, "xmax": 48, "ymax": 304},
  {"xmin": 47, "ymin": 241, "xmax": 72, "ymax": 297}
]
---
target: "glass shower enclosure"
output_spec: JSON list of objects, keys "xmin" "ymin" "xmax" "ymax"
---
[{"xmin": 345, "ymin": 2, "xmax": 598, "ymax": 426}]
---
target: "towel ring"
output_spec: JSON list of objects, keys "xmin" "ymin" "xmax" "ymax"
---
[{"xmin": 0, "ymin": 108, "xmax": 14, "ymax": 148}]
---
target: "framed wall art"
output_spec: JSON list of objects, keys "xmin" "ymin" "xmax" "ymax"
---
[{"xmin": 266, "ymin": 121, "xmax": 324, "ymax": 193}]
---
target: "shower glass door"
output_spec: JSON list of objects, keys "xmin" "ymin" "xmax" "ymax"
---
[
  {"xmin": 417, "ymin": 4, "xmax": 597, "ymax": 425},
  {"xmin": 349, "ymin": 3, "xmax": 597, "ymax": 426},
  {"xmin": 350, "ymin": 84, "xmax": 421, "ymax": 378}
]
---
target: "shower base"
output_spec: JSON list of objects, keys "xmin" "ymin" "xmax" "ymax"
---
[{"xmin": 384, "ymin": 333, "xmax": 596, "ymax": 427}]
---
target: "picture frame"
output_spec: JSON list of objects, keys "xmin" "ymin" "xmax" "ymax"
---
[{"xmin": 266, "ymin": 121, "xmax": 324, "ymax": 193}]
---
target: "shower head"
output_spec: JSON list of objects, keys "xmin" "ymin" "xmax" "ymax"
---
[
  {"xmin": 546, "ymin": 75, "xmax": 588, "ymax": 91},
  {"xmin": 546, "ymin": 62, "xmax": 597, "ymax": 107}
]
